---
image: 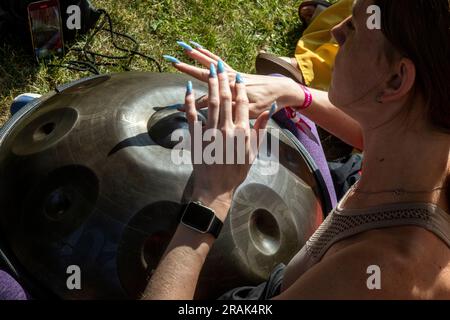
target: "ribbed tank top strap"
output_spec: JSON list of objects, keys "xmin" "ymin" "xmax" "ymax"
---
[{"xmin": 303, "ymin": 190, "xmax": 450, "ymax": 268}]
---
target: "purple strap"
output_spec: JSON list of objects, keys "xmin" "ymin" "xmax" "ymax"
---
[
  {"xmin": 273, "ymin": 111, "xmax": 337, "ymax": 209},
  {"xmin": 269, "ymin": 74, "xmax": 337, "ymax": 210}
]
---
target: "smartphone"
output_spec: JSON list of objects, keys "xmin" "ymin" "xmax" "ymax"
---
[{"xmin": 27, "ymin": 0, "xmax": 65, "ymax": 62}]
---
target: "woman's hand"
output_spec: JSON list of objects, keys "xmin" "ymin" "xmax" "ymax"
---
[
  {"xmin": 184, "ymin": 62, "xmax": 270, "ymax": 221},
  {"xmin": 166, "ymin": 42, "xmax": 303, "ymax": 119}
]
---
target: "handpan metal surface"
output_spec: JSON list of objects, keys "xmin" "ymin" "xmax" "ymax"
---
[{"xmin": 0, "ymin": 72, "xmax": 325, "ymax": 299}]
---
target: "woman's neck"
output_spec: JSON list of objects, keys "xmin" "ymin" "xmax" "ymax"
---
[{"xmin": 351, "ymin": 119, "xmax": 450, "ymax": 208}]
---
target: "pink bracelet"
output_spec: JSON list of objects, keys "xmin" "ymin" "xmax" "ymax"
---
[
  {"xmin": 285, "ymin": 84, "xmax": 313, "ymax": 121},
  {"xmin": 298, "ymin": 84, "xmax": 313, "ymax": 110},
  {"xmin": 285, "ymin": 84, "xmax": 313, "ymax": 113},
  {"xmin": 284, "ymin": 84, "xmax": 313, "ymax": 135},
  {"xmin": 284, "ymin": 86, "xmax": 314, "ymax": 137}
]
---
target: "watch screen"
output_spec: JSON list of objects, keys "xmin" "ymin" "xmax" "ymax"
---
[{"xmin": 182, "ymin": 203, "xmax": 214, "ymax": 232}]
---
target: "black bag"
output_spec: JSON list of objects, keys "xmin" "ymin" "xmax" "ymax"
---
[
  {"xmin": 0, "ymin": 0, "xmax": 100, "ymax": 45},
  {"xmin": 328, "ymin": 153, "xmax": 363, "ymax": 201}
]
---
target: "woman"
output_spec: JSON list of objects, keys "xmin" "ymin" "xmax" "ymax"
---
[{"xmin": 145, "ymin": 0, "xmax": 450, "ymax": 299}]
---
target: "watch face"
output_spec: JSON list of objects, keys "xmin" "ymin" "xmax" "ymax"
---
[{"xmin": 181, "ymin": 202, "xmax": 214, "ymax": 233}]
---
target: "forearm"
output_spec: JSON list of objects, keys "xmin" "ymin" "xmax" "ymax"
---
[
  {"xmin": 142, "ymin": 191, "xmax": 231, "ymax": 300},
  {"xmin": 142, "ymin": 225, "xmax": 214, "ymax": 300},
  {"xmin": 283, "ymin": 81, "xmax": 364, "ymax": 150}
]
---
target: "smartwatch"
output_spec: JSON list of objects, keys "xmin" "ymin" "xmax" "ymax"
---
[{"xmin": 180, "ymin": 201, "xmax": 223, "ymax": 238}]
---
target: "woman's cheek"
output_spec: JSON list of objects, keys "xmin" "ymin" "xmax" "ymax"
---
[{"xmin": 329, "ymin": 69, "xmax": 353, "ymax": 108}]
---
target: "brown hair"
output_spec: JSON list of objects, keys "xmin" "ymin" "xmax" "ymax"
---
[
  {"xmin": 374, "ymin": 0, "xmax": 450, "ymax": 206},
  {"xmin": 374, "ymin": 0, "xmax": 450, "ymax": 132}
]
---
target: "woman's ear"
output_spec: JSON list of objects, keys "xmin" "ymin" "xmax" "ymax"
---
[{"xmin": 379, "ymin": 58, "xmax": 416, "ymax": 103}]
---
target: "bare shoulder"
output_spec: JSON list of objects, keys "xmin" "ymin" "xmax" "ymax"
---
[{"xmin": 275, "ymin": 226, "xmax": 450, "ymax": 300}]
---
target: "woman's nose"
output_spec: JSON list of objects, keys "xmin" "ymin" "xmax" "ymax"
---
[{"xmin": 331, "ymin": 17, "xmax": 350, "ymax": 47}]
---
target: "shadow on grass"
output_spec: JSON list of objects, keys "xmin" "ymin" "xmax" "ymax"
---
[
  {"xmin": 285, "ymin": 24, "xmax": 307, "ymax": 54},
  {"xmin": 0, "ymin": 39, "xmax": 40, "ymax": 125}
]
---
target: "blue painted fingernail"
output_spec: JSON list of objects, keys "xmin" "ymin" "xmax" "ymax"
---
[
  {"xmin": 177, "ymin": 41, "xmax": 193, "ymax": 51},
  {"xmin": 186, "ymin": 81, "xmax": 193, "ymax": 95},
  {"xmin": 210, "ymin": 63, "xmax": 217, "ymax": 78},
  {"xmin": 269, "ymin": 103, "xmax": 277, "ymax": 118},
  {"xmin": 217, "ymin": 60, "xmax": 225, "ymax": 74},
  {"xmin": 163, "ymin": 55, "xmax": 181, "ymax": 64},
  {"xmin": 189, "ymin": 40, "xmax": 204, "ymax": 49},
  {"xmin": 236, "ymin": 73, "xmax": 244, "ymax": 84}
]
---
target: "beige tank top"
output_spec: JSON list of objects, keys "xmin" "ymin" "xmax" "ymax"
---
[{"xmin": 287, "ymin": 183, "xmax": 450, "ymax": 282}]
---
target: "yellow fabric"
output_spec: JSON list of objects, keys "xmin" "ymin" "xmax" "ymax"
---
[{"xmin": 295, "ymin": 0, "xmax": 353, "ymax": 91}]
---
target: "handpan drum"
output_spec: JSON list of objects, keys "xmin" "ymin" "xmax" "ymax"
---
[{"xmin": 0, "ymin": 72, "xmax": 329, "ymax": 299}]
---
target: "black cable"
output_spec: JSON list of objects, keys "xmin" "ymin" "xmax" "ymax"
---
[
  {"xmin": 50, "ymin": 8, "xmax": 162, "ymax": 74},
  {"xmin": 81, "ymin": 9, "xmax": 162, "ymax": 72},
  {"xmin": 55, "ymin": 60, "xmax": 100, "ymax": 74}
]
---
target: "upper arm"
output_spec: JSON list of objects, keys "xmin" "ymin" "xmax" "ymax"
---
[{"xmin": 273, "ymin": 243, "xmax": 412, "ymax": 300}]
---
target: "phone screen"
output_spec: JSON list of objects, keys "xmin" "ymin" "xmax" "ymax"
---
[{"xmin": 28, "ymin": 0, "xmax": 64, "ymax": 61}]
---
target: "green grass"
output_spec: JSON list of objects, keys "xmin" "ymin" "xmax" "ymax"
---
[{"xmin": 0, "ymin": 0, "xmax": 309, "ymax": 126}]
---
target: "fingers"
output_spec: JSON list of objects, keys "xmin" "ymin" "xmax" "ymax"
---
[
  {"xmin": 198, "ymin": 49, "xmax": 234, "ymax": 71},
  {"xmin": 176, "ymin": 95, "xmax": 208, "ymax": 112},
  {"xmin": 195, "ymin": 47, "xmax": 221, "ymax": 62},
  {"xmin": 164, "ymin": 42, "xmax": 236, "ymax": 89},
  {"xmin": 233, "ymin": 73, "xmax": 249, "ymax": 127},
  {"xmin": 195, "ymin": 95, "xmax": 209, "ymax": 109},
  {"xmin": 217, "ymin": 60, "xmax": 233, "ymax": 127},
  {"xmin": 207, "ymin": 64, "xmax": 220, "ymax": 129},
  {"xmin": 185, "ymin": 48, "xmax": 218, "ymax": 69},
  {"xmin": 170, "ymin": 59, "xmax": 234, "ymax": 91},
  {"xmin": 190, "ymin": 42, "xmax": 221, "ymax": 61},
  {"xmin": 184, "ymin": 81, "xmax": 198, "ymax": 138},
  {"xmin": 176, "ymin": 41, "xmax": 214, "ymax": 68},
  {"xmin": 254, "ymin": 103, "xmax": 275, "ymax": 132},
  {"xmin": 172, "ymin": 62, "xmax": 210, "ymax": 82},
  {"xmin": 253, "ymin": 111, "xmax": 270, "ymax": 133},
  {"xmin": 191, "ymin": 49, "xmax": 234, "ymax": 71},
  {"xmin": 253, "ymin": 110, "xmax": 271, "ymax": 150},
  {"xmin": 185, "ymin": 41, "xmax": 235, "ymax": 71}
]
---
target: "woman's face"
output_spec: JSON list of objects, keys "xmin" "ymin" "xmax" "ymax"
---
[{"xmin": 329, "ymin": 0, "xmax": 391, "ymax": 114}]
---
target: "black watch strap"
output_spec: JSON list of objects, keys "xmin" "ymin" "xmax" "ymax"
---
[{"xmin": 208, "ymin": 215, "xmax": 223, "ymax": 239}]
